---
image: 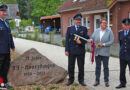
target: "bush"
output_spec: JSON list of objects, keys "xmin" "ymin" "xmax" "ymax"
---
[
  {"xmin": 49, "ymin": 30, "xmax": 56, "ymax": 43},
  {"xmin": 33, "ymin": 30, "xmax": 39, "ymax": 40},
  {"xmin": 38, "ymin": 38, "xmax": 44, "ymax": 42},
  {"xmin": 49, "ymin": 86, "xmax": 59, "ymax": 90},
  {"xmin": 62, "ymin": 38, "xmax": 66, "ymax": 47},
  {"xmin": 35, "ymin": 87, "xmax": 40, "ymax": 90},
  {"xmin": 26, "ymin": 34, "xmax": 32, "ymax": 40}
]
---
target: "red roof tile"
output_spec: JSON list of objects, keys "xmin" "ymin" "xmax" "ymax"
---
[
  {"xmin": 56, "ymin": 0, "xmax": 88, "ymax": 12},
  {"xmin": 56, "ymin": 0, "xmax": 129, "ymax": 13},
  {"xmin": 40, "ymin": 15, "xmax": 60, "ymax": 20}
]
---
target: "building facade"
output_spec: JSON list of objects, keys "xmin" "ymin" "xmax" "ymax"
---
[{"xmin": 56, "ymin": 0, "xmax": 130, "ymax": 43}]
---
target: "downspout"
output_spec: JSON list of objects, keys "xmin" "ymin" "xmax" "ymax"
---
[{"xmin": 107, "ymin": 9, "xmax": 110, "ymax": 29}]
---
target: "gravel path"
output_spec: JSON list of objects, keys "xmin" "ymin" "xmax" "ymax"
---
[{"xmin": 14, "ymin": 38, "xmax": 130, "ymax": 90}]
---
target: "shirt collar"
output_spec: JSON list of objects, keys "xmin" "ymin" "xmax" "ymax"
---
[{"xmin": 0, "ymin": 18, "xmax": 6, "ymax": 21}]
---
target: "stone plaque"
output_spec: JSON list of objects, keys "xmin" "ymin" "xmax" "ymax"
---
[{"xmin": 8, "ymin": 48, "xmax": 67, "ymax": 86}]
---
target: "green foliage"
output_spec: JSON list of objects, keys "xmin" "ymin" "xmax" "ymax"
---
[
  {"xmin": 38, "ymin": 38, "xmax": 44, "ymax": 42},
  {"xmin": 30, "ymin": 0, "xmax": 65, "ymax": 25},
  {"xmin": 26, "ymin": 34, "xmax": 32, "ymax": 40},
  {"xmin": 20, "ymin": 19, "xmax": 32, "ymax": 28},
  {"xmin": 17, "ymin": 0, "xmax": 30, "ymax": 19},
  {"xmin": 71, "ymin": 88, "xmax": 75, "ymax": 90},
  {"xmin": 62, "ymin": 38, "xmax": 66, "ymax": 47},
  {"xmin": 49, "ymin": 86, "xmax": 59, "ymax": 90},
  {"xmin": 49, "ymin": 30, "xmax": 55, "ymax": 43},
  {"xmin": 0, "ymin": 0, "xmax": 17, "ymax": 4},
  {"xmin": 9, "ymin": 20, "xmax": 16, "ymax": 29},
  {"xmin": 33, "ymin": 30, "xmax": 39, "ymax": 40},
  {"xmin": 17, "ymin": 0, "xmax": 65, "ymax": 25},
  {"xmin": 9, "ymin": 88, "xmax": 14, "ymax": 90},
  {"xmin": 35, "ymin": 87, "xmax": 41, "ymax": 90},
  {"xmin": 106, "ymin": 0, "xmax": 114, "ymax": 7},
  {"xmin": 72, "ymin": 83, "xmax": 79, "ymax": 87}
]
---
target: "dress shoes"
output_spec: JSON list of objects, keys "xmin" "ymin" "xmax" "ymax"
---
[
  {"xmin": 66, "ymin": 81, "xmax": 73, "ymax": 86},
  {"xmin": 79, "ymin": 81, "xmax": 87, "ymax": 86},
  {"xmin": 93, "ymin": 82, "xmax": 100, "ymax": 86},
  {"xmin": 116, "ymin": 84, "xmax": 126, "ymax": 89},
  {"xmin": 105, "ymin": 82, "xmax": 110, "ymax": 87},
  {"xmin": 5, "ymin": 83, "xmax": 13, "ymax": 89}
]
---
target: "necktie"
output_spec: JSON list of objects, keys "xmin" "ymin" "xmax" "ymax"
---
[
  {"xmin": 77, "ymin": 26, "xmax": 79, "ymax": 31},
  {"xmin": 124, "ymin": 30, "xmax": 128, "ymax": 36},
  {"xmin": 3, "ymin": 20, "xmax": 10, "ymax": 28}
]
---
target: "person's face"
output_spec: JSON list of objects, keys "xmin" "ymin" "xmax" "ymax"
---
[
  {"xmin": 74, "ymin": 19, "xmax": 81, "ymax": 26},
  {"xmin": 122, "ymin": 24, "xmax": 129, "ymax": 30},
  {"xmin": 100, "ymin": 20, "xmax": 107, "ymax": 30},
  {"xmin": 0, "ymin": 10, "xmax": 7, "ymax": 19}
]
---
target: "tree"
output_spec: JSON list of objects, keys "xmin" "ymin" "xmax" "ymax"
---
[
  {"xmin": 9, "ymin": 20, "xmax": 16, "ymax": 29},
  {"xmin": 20, "ymin": 19, "xmax": 32, "ymax": 28},
  {"xmin": 0, "ymin": 0, "xmax": 17, "ymax": 4},
  {"xmin": 30, "ymin": 0, "xmax": 65, "ymax": 25},
  {"xmin": 17, "ymin": 0, "xmax": 32, "ymax": 19}
]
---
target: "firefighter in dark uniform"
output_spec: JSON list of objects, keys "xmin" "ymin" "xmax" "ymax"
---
[
  {"xmin": 65, "ymin": 13, "xmax": 89, "ymax": 86},
  {"xmin": 0, "ymin": 5, "xmax": 15, "ymax": 89},
  {"xmin": 116, "ymin": 18, "xmax": 130, "ymax": 89}
]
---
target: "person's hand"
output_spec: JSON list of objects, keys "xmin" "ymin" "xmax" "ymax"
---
[
  {"xmin": 12, "ymin": 48, "xmax": 15, "ymax": 52},
  {"xmin": 98, "ymin": 43, "xmax": 104, "ymax": 47},
  {"xmin": 76, "ymin": 39, "xmax": 82, "ymax": 44},
  {"xmin": 65, "ymin": 51, "xmax": 69, "ymax": 56},
  {"xmin": 87, "ymin": 39, "xmax": 92, "ymax": 43}
]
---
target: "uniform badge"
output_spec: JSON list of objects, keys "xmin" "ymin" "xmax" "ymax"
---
[{"xmin": 80, "ymin": 31, "xmax": 84, "ymax": 35}]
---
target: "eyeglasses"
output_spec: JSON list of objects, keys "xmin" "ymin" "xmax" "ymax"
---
[{"xmin": 101, "ymin": 22, "xmax": 107, "ymax": 24}]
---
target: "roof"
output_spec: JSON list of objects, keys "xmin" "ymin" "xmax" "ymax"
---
[
  {"xmin": 6, "ymin": 4, "xmax": 20, "ymax": 19},
  {"xmin": 40, "ymin": 15, "xmax": 61, "ymax": 20},
  {"xmin": 80, "ymin": 0, "xmax": 110, "ymax": 13},
  {"xmin": 56, "ymin": 0, "xmax": 129, "ymax": 14},
  {"xmin": 56, "ymin": 0, "xmax": 88, "ymax": 13}
]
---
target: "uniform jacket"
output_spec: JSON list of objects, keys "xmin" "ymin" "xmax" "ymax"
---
[
  {"xmin": 65, "ymin": 25, "xmax": 89, "ymax": 55},
  {"xmin": 91, "ymin": 28, "xmax": 114, "ymax": 56},
  {"xmin": 119, "ymin": 29, "xmax": 130, "ymax": 61},
  {"xmin": 0, "ymin": 19, "xmax": 15, "ymax": 54}
]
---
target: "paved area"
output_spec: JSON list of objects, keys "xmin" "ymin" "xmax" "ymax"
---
[{"xmin": 13, "ymin": 38, "xmax": 130, "ymax": 90}]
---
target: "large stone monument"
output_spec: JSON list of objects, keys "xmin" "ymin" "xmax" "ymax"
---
[{"xmin": 8, "ymin": 48, "xmax": 67, "ymax": 86}]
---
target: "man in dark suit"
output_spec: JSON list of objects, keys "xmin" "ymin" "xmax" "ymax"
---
[
  {"xmin": 65, "ymin": 13, "xmax": 89, "ymax": 86},
  {"xmin": 116, "ymin": 18, "xmax": 130, "ymax": 89},
  {"xmin": 0, "ymin": 4, "xmax": 15, "ymax": 89}
]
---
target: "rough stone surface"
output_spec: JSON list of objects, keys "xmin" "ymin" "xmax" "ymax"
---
[{"xmin": 8, "ymin": 48, "xmax": 67, "ymax": 86}]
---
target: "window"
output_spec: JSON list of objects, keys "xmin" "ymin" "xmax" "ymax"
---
[
  {"xmin": 86, "ymin": 16, "xmax": 90, "ymax": 29},
  {"xmin": 73, "ymin": 0, "xmax": 77, "ymax": 2},
  {"xmin": 129, "ymin": 13, "xmax": 130, "ymax": 18},
  {"xmin": 70, "ymin": 18, "xmax": 74, "ymax": 26},
  {"xmin": 80, "ymin": 0, "xmax": 86, "ymax": 2},
  {"xmin": 104, "ymin": 13, "xmax": 113, "ymax": 26}
]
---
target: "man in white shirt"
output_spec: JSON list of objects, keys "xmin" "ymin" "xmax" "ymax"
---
[{"xmin": 88, "ymin": 19, "xmax": 114, "ymax": 87}]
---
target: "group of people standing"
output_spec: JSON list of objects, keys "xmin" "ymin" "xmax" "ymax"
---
[
  {"xmin": 0, "ymin": 3, "xmax": 130, "ymax": 89},
  {"xmin": 65, "ymin": 13, "xmax": 130, "ymax": 89}
]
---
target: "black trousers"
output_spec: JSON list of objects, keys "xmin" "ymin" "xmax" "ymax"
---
[
  {"xmin": 0, "ymin": 53, "xmax": 10, "ymax": 83},
  {"xmin": 68, "ymin": 54, "xmax": 85, "ymax": 82},
  {"xmin": 95, "ymin": 55, "xmax": 109, "ymax": 82},
  {"xmin": 119, "ymin": 59, "xmax": 130, "ymax": 86}
]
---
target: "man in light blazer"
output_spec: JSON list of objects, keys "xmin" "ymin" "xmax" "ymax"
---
[{"xmin": 88, "ymin": 19, "xmax": 114, "ymax": 87}]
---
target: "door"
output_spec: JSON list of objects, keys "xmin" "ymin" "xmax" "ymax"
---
[{"xmin": 94, "ymin": 15, "xmax": 101, "ymax": 31}]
